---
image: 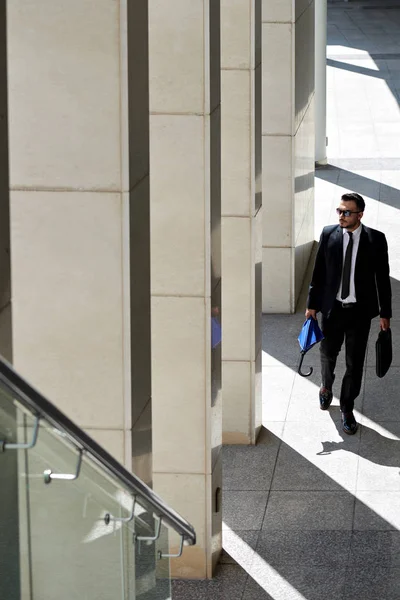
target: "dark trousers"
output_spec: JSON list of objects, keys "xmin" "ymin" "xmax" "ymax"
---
[{"xmin": 320, "ymin": 302, "xmax": 371, "ymax": 413}]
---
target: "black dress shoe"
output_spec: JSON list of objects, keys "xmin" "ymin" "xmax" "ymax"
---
[
  {"xmin": 341, "ymin": 411, "xmax": 358, "ymax": 435},
  {"xmin": 319, "ymin": 386, "xmax": 333, "ymax": 410}
]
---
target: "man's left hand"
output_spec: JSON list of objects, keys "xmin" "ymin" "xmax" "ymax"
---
[{"xmin": 380, "ymin": 318, "xmax": 390, "ymax": 331}]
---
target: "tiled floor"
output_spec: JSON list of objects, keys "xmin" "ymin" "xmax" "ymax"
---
[{"xmin": 173, "ymin": 2, "xmax": 400, "ymax": 598}]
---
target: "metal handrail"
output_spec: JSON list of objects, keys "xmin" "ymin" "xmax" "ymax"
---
[{"xmin": 0, "ymin": 356, "xmax": 196, "ymax": 546}]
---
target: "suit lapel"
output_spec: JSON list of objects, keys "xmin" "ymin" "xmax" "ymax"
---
[
  {"xmin": 354, "ymin": 225, "xmax": 369, "ymax": 299},
  {"xmin": 334, "ymin": 225, "xmax": 343, "ymax": 274},
  {"xmin": 355, "ymin": 224, "xmax": 367, "ymax": 272}
]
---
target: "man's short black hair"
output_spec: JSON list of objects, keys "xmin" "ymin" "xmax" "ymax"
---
[{"xmin": 341, "ymin": 192, "xmax": 365, "ymax": 212}]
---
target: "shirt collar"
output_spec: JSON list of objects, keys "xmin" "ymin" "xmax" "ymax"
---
[{"xmin": 342, "ymin": 224, "xmax": 362, "ymax": 239}]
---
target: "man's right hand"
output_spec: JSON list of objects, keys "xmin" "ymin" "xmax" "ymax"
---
[{"xmin": 305, "ymin": 308, "xmax": 317, "ymax": 320}]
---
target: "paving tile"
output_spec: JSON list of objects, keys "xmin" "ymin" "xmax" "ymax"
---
[
  {"xmin": 284, "ymin": 371, "xmax": 327, "ymax": 423},
  {"xmin": 172, "ymin": 565, "xmax": 248, "ymax": 600},
  {"xmin": 338, "ymin": 168, "xmax": 381, "ymax": 198},
  {"xmin": 344, "ymin": 567, "xmax": 398, "ymax": 600},
  {"xmin": 359, "ymin": 25, "xmax": 389, "ymax": 35},
  {"xmin": 328, "ymin": 33, "xmax": 349, "ymax": 45},
  {"xmin": 244, "ymin": 562, "xmax": 346, "ymax": 600},
  {"xmin": 262, "ymin": 421, "xmax": 285, "ymax": 438},
  {"xmin": 330, "ymin": 158, "xmax": 383, "ymax": 170},
  {"xmin": 222, "ymin": 442, "xmax": 280, "ymax": 491},
  {"xmin": 223, "ymin": 491, "xmax": 267, "ymax": 531},
  {"xmin": 342, "ymin": 30, "xmax": 369, "ymax": 43},
  {"xmin": 262, "ymin": 315, "xmax": 303, "ymax": 368},
  {"xmin": 362, "ymin": 368, "xmax": 400, "ymax": 422},
  {"xmin": 222, "ymin": 462, "xmax": 275, "ymax": 491},
  {"xmin": 257, "ymin": 425, "xmax": 282, "ymax": 445},
  {"xmin": 285, "ymin": 363, "xmax": 364, "ymax": 423},
  {"xmin": 272, "ymin": 422, "xmax": 359, "ymax": 492},
  {"xmin": 255, "ymin": 530, "xmax": 351, "ymax": 569},
  {"xmin": 380, "ymin": 182, "xmax": 400, "ymax": 204},
  {"xmin": 271, "ymin": 439, "xmax": 354, "ymax": 492},
  {"xmin": 390, "ymin": 534, "xmax": 400, "ymax": 568},
  {"xmin": 207, "ymin": 565, "xmax": 248, "ymax": 599},
  {"xmin": 171, "ymin": 579, "xmax": 208, "ymax": 600},
  {"xmin": 354, "ymin": 492, "xmax": 400, "ymax": 531},
  {"xmin": 262, "ymin": 366, "xmax": 295, "ymax": 422},
  {"xmin": 314, "ymin": 165, "xmax": 341, "ymax": 183},
  {"xmin": 349, "ymin": 531, "xmax": 400, "ymax": 568},
  {"xmin": 262, "ymin": 491, "xmax": 355, "ymax": 531},
  {"xmin": 357, "ymin": 421, "xmax": 400, "ymax": 491},
  {"xmin": 242, "ymin": 577, "xmax": 275, "ymax": 600},
  {"xmin": 330, "ymin": 17, "xmax": 359, "ymax": 31},
  {"xmin": 387, "ymin": 568, "xmax": 400, "ymax": 599},
  {"xmin": 221, "ymin": 529, "xmax": 259, "ymax": 568},
  {"xmin": 221, "ymin": 444, "xmax": 238, "ymax": 477}
]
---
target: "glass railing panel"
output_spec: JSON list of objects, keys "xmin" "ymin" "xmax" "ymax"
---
[
  {"xmin": 0, "ymin": 358, "xmax": 196, "ymax": 547},
  {"xmin": 0, "ymin": 384, "xmax": 22, "ymax": 600},
  {"xmin": 0, "ymin": 361, "xmax": 195, "ymax": 600},
  {"xmin": 0, "ymin": 395, "xmax": 175, "ymax": 600},
  {"xmin": 155, "ymin": 522, "xmax": 172, "ymax": 600},
  {"xmin": 134, "ymin": 511, "xmax": 171, "ymax": 600},
  {"xmin": 20, "ymin": 411, "xmax": 127, "ymax": 600}
]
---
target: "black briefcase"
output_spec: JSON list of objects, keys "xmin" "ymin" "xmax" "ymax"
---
[{"xmin": 376, "ymin": 328, "xmax": 392, "ymax": 378}]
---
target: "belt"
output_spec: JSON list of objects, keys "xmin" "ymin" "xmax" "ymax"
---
[{"xmin": 336, "ymin": 300, "xmax": 357, "ymax": 309}]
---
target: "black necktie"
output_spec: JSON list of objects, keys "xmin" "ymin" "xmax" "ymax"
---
[{"xmin": 341, "ymin": 231, "xmax": 353, "ymax": 300}]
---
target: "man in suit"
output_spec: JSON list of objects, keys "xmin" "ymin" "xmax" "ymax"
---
[{"xmin": 306, "ymin": 192, "xmax": 391, "ymax": 434}]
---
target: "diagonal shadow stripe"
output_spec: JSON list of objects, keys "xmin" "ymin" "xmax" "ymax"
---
[
  {"xmin": 315, "ymin": 164, "xmax": 400, "ymax": 209},
  {"xmin": 327, "ymin": 58, "xmax": 387, "ymax": 79},
  {"xmin": 173, "ymin": 425, "xmax": 400, "ymax": 599},
  {"xmin": 326, "ymin": 56, "xmax": 400, "ymax": 106}
]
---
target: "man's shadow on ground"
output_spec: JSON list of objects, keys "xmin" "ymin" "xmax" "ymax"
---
[{"xmin": 318, "ymin": 407, "xmax": 400, "ymax": 472}]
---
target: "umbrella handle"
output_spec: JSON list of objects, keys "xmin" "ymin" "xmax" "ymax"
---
[{"xmin": 298, "ymin": 351, "xmax": 313, "ymax": 378}]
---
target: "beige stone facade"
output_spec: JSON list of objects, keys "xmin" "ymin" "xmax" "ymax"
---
[
  {"xmin": 0, "ymin": 0, "xmax": 318, "ymax": 582},
  {"xmin": 221, "ymin": 0, "xmax": 262, "ymax": 444},
  {"xmin": 149, "ymin": 0, "xmax": 222, "ymax": 577}
]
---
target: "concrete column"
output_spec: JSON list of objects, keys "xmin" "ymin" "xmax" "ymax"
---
[
  {"xmin": 7, "ymin": 1, "xmax": 151, "ymax": 478},
  {"xmin": 6, "ymin": 4, "xmax": 153, "ymax": 599},
  {"xmin": 0, "ymin": 0, "xmax": 11, "ymax": 362},
  {"xmin": 315, "ymin": 0, "xmax": 327, "ymax": 165},
  {"xmin": 262, "ymin": 0, "xmax": 315, "ymax": 313},
  {"xmin": 0, "ymin": 5, "xmax": 19, "ymax": 599},
  {"xmin": 221, "ymin": 0, "xmax": 262, "ymax": 444},
  {"xmin": 149, "ymin": 0, "xmax": 222, "ymax": 578}
]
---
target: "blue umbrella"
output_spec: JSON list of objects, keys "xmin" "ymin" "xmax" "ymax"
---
[{"xmin": 297, "ymin": 317, "xmax": 324, "ymax": 377}]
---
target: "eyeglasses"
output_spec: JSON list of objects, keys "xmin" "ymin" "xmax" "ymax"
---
[{"xmin": 336, "ymin": 208, "xmax": 362, "ymax": 217}]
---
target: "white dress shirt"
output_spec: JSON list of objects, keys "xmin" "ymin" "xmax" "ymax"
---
[{"xmin": 336, "ymin": 224, "xmax": 362, "ymax": 303}]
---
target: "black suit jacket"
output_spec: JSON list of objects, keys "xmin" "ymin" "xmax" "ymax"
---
[{"xmin": 307, "ymin": 224, "xmax": 392, "ymax": 319}]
